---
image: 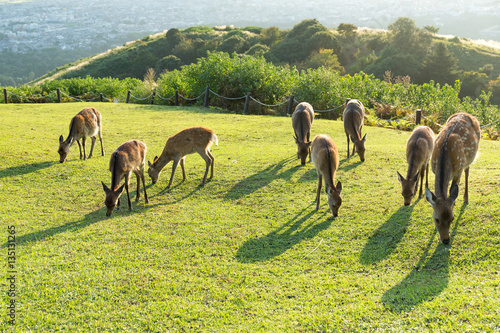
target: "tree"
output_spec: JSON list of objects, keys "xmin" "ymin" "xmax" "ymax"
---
[
  {"xmin": 337, "ymin": 23, "xmax": 357, "ymax": 37},
  {"xmin": 418, "ymin": 43, "xmax": 459, "ymax": 85},
  {"xmin": 388, "ymin": 17, "xmax": 431, "ymax": 59},
  {"xmin": 460, "ymin": 71, "xmax": 489, "ymax": 98},
  {"xmin": 423, "ymin": 25, "xmax": 439, "ymax": 34},
  {"xmin": 304, "ymin": 49, "xmax": 344, "ymax": 74}
]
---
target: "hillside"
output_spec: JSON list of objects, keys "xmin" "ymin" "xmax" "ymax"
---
[{"xmin": 29, "ymin": 19, "xmax": 500, "ymax": 105}]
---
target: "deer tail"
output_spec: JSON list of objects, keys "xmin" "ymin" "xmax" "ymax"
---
[{"xmin": 211, "ymin": 133, "xmax": 219, "ymax": 146}]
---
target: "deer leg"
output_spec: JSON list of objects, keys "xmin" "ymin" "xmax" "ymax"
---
[
  {"xmin": 141, "ymin": 171, "xmax": 149, "ymax": 204},
  {"xmin": 346, "ymin": 135, "xmax": 350, "ymax": 158},
  {"xmin": 88, "ymin": 136, "xmax": 96, "ymax": 159},
  {"xmin": 125, "ymin": 173, "xmax": 132, "ymax": 211},
  {"xmin": 167, "ymin": 158, "xmax": 180, "ymax": 188},
  {"xmin": 134, "ymin": 172, "xmax": 141, "ymax": 202},
  {"xmin": 315, "ymin": 174, "xmax": 323, "ymax": 210},
  {"xmin": 180, "ymin": 157, "xmax": 187, "ymax": 181},
  {"xmin": 200, "ymin": 152, "xmax": 211, "ymax": 185},
  {"xmin": 77, "ymin": 140, "xmax": 83, "ymax": 159},
  {"xmin": 418, "ymin": 167, "xmax": 424, "ymax": 199},
  {"xmin": 207, "ymin": 150, "xmax": 215, "ymax": 179},
  {"xmin": 352, "ymin": 142, "xmax": 356, "ymax": 157},
  {"xmin": 425, "ymin": 163, "xmax": 429, "ymax": 189},
  {"xmin": 464, "ymin": 167, "xmax": 469, "ymax": 204},
  {"xmin": 99, "ymin": 130, "xmax": 105, "ymax": 156},
  {"xmin": 81, "ymin": 137, "xmax": 87, "ymax": 160}
]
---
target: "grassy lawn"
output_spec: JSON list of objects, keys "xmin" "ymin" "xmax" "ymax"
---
[{"xmin": 1, "ymin": 103, "xmax": 499, "ymax": 332}]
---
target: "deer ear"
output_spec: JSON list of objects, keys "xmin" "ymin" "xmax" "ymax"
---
[
  {"xmin": 362, "ymin": 133, "xmax": 367, "ymax": 142},
  {"xmin": 154, "ymin": 156, "xmax": 159, "ymax": 163},
  {"xmin": 293, "ymin": 136, "xmax": 298, "ymax": 144},
  {"xmin": 148, "ymin": 160, "xmax": 152, "ymax": 168},
  {"xmin": 59, "ymin": 135, "xmax": 64, "ymax": 143},
  {"xmin": 449, "ymin": 184, "xmax": 459, "ymax": 201},
  {"xmin": 116, "ymin": 184, "xmax": 125, "ymax": 196},
  {"xmin": 397, "ymin": 171, "xmax": 405, "ymax": 184},
  {"xmin": 101, "ymin": 181, "xmax": 110, "ymax": 193},
  {"xmin": 306, "ymin": 141, "xmax": 312, "ymax": 147},
  {"xmin": 336, "ymin": 181, "xmax": 342, "ymax": 193},
  {"xmin": 425, "ymin": 187, "xmax": 436, "ymax": 206},
  {"xmin": 412, "ymin": 171, "xmax": 420, "ymax": 183}
]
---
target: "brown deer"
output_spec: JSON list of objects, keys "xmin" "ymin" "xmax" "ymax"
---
[
  {"xmin": 397, "ymin": 125, "xmax": 435, "ymax": 206},
  {"xmin": 148, "ymin": 127, "xmax": 218, "ymax": 189},
  {"xmin": 343, "ymin": 99, "xmax": 367, "ymax": 161},
  {"xmin": 292, "ymin": 102, "xmax": 315, "ymax": 165},
  {"xmin": 101, "ymin": 140, "xmax": 149, "ymax": 216},
  {"xmin": 311, "ymin": 134, "xmax": 343, "ymax": 217},
  {"xmin": 58, "ymin": 107, "xmax": 104, "ymax": 163},
  {"xmin": 425, "ymin": 112, "xmax": 480, "ymax": 244}
]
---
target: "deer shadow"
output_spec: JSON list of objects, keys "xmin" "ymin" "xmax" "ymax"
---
[
  {"xmin": 0, "ymin": 161, "xmax": 56, "ymax": 179},
  {"xmin": 235, "ymin": 204, "xmax": 332, "ymax": 263},
  {"xmin": 338, "ymin": 157, "xmax": 363, "ymax": 172},
  {"xmin": 360, "ymin": 203, "xmax": 416, "ymax": 265},
  {"xmin": 225, "ymin": 156, "xmax": 300, "ymax": 201},
  {"xmin": 2, "ymin": 208, "xmax": 107, "ymax": 248},
  {"xmin": 381, "ymin": 204, "xmax": 465, "ymax": 312}
]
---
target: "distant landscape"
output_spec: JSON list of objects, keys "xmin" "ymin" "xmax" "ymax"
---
[{"xmin": 1, "ymin": 0, "xmax": 500, "ymax": 85}]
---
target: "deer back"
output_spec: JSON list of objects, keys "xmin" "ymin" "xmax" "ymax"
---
[
  {"xmin": 343, "ymin": 99, "xmax": 365, "ymax": 140},
  {"xmin": 164, "ymin": 126, "xmax": 217, "ymax": 158},
  {"xmin": 292, "ymin": 102, "xmax": 314, "ymax": 164},
  {"xmin": 109, "ymin": 140, "xmax": 147, "ymax": 190},
  {"xmin": 311, "ymin": 134, "xmax": 342, "ymax": 215}
]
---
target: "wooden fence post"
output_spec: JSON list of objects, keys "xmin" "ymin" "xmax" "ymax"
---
[
  {"xmin": 243, "ymin": 92, "xmax": 251, "ymax": 115},
  {"xmin": 175, "ymin": 90, "xmax": 179, "ymax": 106},
  {"xmin": 57, "ymin": 89, "xmax": 61, "ymax": 103},
  {"xmin": 126, "ymin": 90, "xmax": 131, "ymax": 103},
  {"xmin": 99, "ymin": 93, "xmax": 103, "ymax": 102},
  {"xmin": 150, "ymin": 91, "xmax": 156, "ymax": 105},
  {"xmin": 3, "ymin": 88, "xmax": 7, "ymax": 104},
  {"xmin": 203, "ymin": 86, "xmax": 210, "ymax": 108},
  {"xmin": 416, "ymin": 109, "xmax": 422, "ymax": 125},
  {"xmin": 287, "ymin": 95, "xmax": 295, "ymax": 115}
]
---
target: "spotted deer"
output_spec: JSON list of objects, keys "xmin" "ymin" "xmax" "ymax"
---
[
  {"xmin": 343, "ymin": 99, "xmax": 367, "ymax": 161},
  {"xmin": 397, "ymin": 126, "xmax": 435, "ymax": 206},
  {"xmin": 58, "ymin": 107, "xmax": 104, "ymax": 163},
  {"xmin": 101, "ymin": 140, "xmax": 149, "ymax": 217},
  {"xmin": 425, "ymin": 113, "xmax": 480, "ymax": 244},
  {"xmin": 148, "ymin": 127, "xmax": 218, "ymax": 189},
  {"xmin": 311, "ymin": 134, "xmax": 343, "ymax": 216},
  {"xmin": 292, "ymin": 102, "xmax": 315, "ymax": 165}
]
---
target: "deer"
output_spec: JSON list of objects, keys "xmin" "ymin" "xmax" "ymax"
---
[
  {"xmin": 397, "ymin": 125, "xmax": 435, "ymax": 206},
  {"xmin": 425, "ymin": 112, "xmax": 480, "ymax": 244},
  {"xmin": 101, "ymin": 140, "xmax": 149, "ymax": 217},
  {"xmin": 292, "ymin": 102, "xmax": 315, "ymax": 165},
  {"xmin": 148, "ymin": 126, "xmax": 218, "ymax": 189},
  {"xmin": 343, "ymin": 99, "xmax": 367, "ymax": 161},
  {"xmin": 58, "ymin": 107, "xmax": 104, "ymax": 163},
  {"xmin": 311, "ymin": 134, "xmax": 343, "ymax": 217}
]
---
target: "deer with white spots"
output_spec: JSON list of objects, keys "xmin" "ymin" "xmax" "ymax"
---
[
  {"xmin": 101, "ymin": 140, "xmax": 149, "ymax": 217},
  {"xmin": 425, "ymin": 112, "xmax": 480, "ymax": 244},
  {"xmin": 148, "ymin": 127, "xmax": 218, "ymax": 189},
  {"xmin": 311, "ymin": 134, "xmax": 343, "ymax": 217},
  {"xmin": 58, "ymin": 107, "xmax": 104, "ymax": 163},
  {"xmin": 292, "ymin": 102, "xmax": 314, "ymax": 165},
  {"xmin": 397, "ymin": 126, "xmax": 435, "ymax": 206},
  {"xmin": 343, "ymin": 99, "xmax": 367, "ymax": 161}
]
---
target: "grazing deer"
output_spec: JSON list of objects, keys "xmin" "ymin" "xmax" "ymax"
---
[
  {"xmin": 425, "ymin": 113, "xmax": 480, "ymax": 244},
  {"xmin": 311, "ymin": 134, "xmax": 343, "ymax": 217},
  {"xmin": 343, "ymin": 99, "xmax": 367, "ymax": 161},
  {"xmin": 58, "ymin": 107, "xmax": 104, "ymax": 163},
  {"xmin": 292, "ymin": 102, "xmax": 315, "ymax": 165},
  {"xmin": 148, "ymin": 127, "xmax": 218, "ymax": 189},
  {"xmin": 101, "ymin": 140, "xmax": 149, "ymax": 216},
  {"xmin": 397, "ymin": 126, "xmax": 435, "ymax": 206}
]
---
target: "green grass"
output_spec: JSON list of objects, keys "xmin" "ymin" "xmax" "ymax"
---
[{"xmin": 1, "ymin": 103, "xmax": 499, "ymax": 332}]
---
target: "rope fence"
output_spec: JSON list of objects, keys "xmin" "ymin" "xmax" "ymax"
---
[{"xmin": 2, "ymin": 87, "xmax": 499, "ymax": 133}]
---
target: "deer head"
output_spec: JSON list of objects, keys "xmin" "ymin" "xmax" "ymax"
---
[
  {"xmin": 101, "ymin": 182, "xmax": 125, "ymax": 217},
  {"xmin": 397, "ymin": 171, "xmax": 420, "ymax": 206},
  {"xmin": 425, "ymin": 184, "xmax": 459, "ymax": 244},
  {"xmin": 294, "ymin": 136, "xmax": 311, "ymax": 165},
  {"xmin": 326, "ymin": 181, "xmax": 343, "ymax": 217},
  {"xmin": 58, "ymin": 135, "xmax": 73, "ymax": 163},
  {"xmin": 351, "ymin": 134, "xmax": 367, "ymax": 162}
]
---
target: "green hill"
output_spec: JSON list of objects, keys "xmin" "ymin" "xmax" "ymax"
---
[{"xmin": 30, "ymin": 18, "xmax": 500, "ymax": 104}]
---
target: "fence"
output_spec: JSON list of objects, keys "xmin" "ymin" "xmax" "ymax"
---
[{"xmin": 2, "ymin": 87, "xmax": 499, "ymax": 131}]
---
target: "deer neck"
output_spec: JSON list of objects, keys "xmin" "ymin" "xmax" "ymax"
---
[
  {"xmin": 154, "ymin": 151, "xmax": 173, "ymax": 171},
  {"xmin": 110, "ymin": 153, "xmax": 124, "ymax": 191},
  {"xmin": 435, "ymin": 145, "xmax": 452, "ymax": 199}
]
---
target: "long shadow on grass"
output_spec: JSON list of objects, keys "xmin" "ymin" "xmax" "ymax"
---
[
  {"xmin": 338, "ymin": 158, "xmax": 363, "ymax": 172},
  {"xmin": 2, "ymin": 208, "xmax": 107, "ymax": 248},
  {"xmin": 381, "ymin": 205, "xmax": 465, "ymax": 312},
  {"xmin": 360, "ymin": 203, "xmax": 416, "ymax": 265},
  {"xmin": 0, "ymin": 161, "xmax": 56, "ymax": 179},
  {"xmin": 235, "ymin": 205, "xmax": 331, "ymax": 263},
  {"xmin": 226, "ymin": 156, "xmax": 300, "ymax": 200}
]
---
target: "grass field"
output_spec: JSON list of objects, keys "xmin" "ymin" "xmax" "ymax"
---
[{"xmin": 1, "ymin": 103, "xmax": 499, "ymax": 332}]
